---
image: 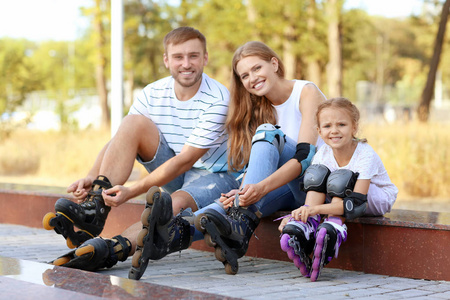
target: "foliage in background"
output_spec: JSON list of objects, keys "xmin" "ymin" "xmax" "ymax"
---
[
  {"xmin": 0, "ymin": 0, "xmax": 449, "ymax": 199},
  {"xmin": 0, "ymin": 122, "xmax": 448, "ymax": 200}
]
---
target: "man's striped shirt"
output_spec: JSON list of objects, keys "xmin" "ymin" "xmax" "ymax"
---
[{"xmin": 128, "ymin": 73, "xmax": 230, "ymax": 173}]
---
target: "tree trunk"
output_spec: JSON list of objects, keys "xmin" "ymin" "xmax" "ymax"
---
[
  {"xmin": 283, "ymin": 25, "xmax": 296, "ymax": 80},
  {"xmin": 306, "ymin": 0, "xmax": 322, "ymax": 87},
  {"xmin": 418, "ymin": 0, "xmax": 450, "ymax": 122},
  {"xmin": 326, "ymin": 0, "xmax": 343, "ymax": 98},
  {"xmin": 247, "ymin": 0, "xmax": 259, "ymax": 40},
  {"xmin": 94, "ymin": 0, "xmax": 109, "ymax": 128}
]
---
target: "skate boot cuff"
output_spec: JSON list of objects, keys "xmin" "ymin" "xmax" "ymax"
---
[
  {"xmin": 283, "ymin": 214, "xmax": 321, "ymax": 241},
  {"xmin": 93, "ymin": 175, "xmax": 113, "ymax": 190},
  {"xmin": 111, "ymin": 235, "xmax": 132, "ymax": 262},
  {"xmin": 322, "ymin": 218, "xmax": 347, "ymax": 258}
]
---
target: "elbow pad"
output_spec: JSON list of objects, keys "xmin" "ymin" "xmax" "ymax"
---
[
  {"xmin": 343, "ymin": 192, "xmax": 368, "ymax": 220},
  {"xmin": 293, "ymin": 143, "xmax": 316, "ymax": 176}
]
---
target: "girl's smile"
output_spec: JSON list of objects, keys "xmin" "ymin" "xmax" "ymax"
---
[{"xmin": 318, "ymin": 107, "xmax": 358, "ymax": 165}]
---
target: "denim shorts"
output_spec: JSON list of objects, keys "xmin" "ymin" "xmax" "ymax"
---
[{"xmin": 137, "ymin": 133, "xmax": 240, "ymax": 209}]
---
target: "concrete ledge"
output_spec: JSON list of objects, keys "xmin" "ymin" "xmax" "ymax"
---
[{"xmin": 1, "ymin": 184, "xmax": 449, "ymax": 281}]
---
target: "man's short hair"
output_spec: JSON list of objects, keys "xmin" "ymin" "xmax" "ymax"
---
[{"xmin": 163, "ymin": 27, "xmax": 207, "ymax": 54}]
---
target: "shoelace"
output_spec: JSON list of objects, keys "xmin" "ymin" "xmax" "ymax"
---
[{"xmin": 227, "ymin": 207, "xmax": 259, "ymax": 240}]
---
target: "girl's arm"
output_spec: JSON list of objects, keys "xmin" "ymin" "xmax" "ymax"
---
[{"xmin": 300, "ymin": 179, "xmax": 371, "ymax": 221}]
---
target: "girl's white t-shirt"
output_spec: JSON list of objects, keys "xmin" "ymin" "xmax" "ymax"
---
[{"xmin": 312, "ymin": 142, "xmax": 398, "ymax": 215}]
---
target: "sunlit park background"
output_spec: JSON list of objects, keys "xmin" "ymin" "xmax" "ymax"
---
[{"xmin": 0, "ymin": 0, "xmax": 449, "ymax": 212}]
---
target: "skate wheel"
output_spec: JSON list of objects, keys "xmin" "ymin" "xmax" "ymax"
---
[
  {"xmin": 131, "ymin": 250, "xmax": 142, "ymax": 268},
  {"xmin": 52, "ymin": 256, "xmax": 70, "ymax": 266},
  {"xmin": 42, "ymin": 212, "xmax": 56, "ymax": 230},
  {"xmin": 224, "ymin": 262, "xmax": 238, "ymax": 275},
  {"xmin": 66, "ymin": 238, "xmax": 76, "ymax": 249},
  {"xmin": 287, "ymin": 248, "xmax": 297, "ymax": 260},
  {"xmin": 75, "ymin": 244, "xmax": 95, "ymax": 257},
  {"xmin": 194, "ymin": 213, "xmax": 207, "ymax": 233},
  {"xmin": 141, "ymin": 208, "xmax": 151, "ymax": 227},
  {"xmin": 136, "ymin": 228, "xmax": 148, "ymax": 247},
  {"xmin": 280, "ymin": 234, "xmax": 291, "ymax": 252},
  {"xmin": 204, "ymin": 233, "xmax": 216, "ymax": 247},
  {"xmin": 214, "ymin": 247, "xmax": 226, "ymax": 262},
  {"xmin": 145, "ymin": 186, "xmax": 161, "ymax": 205}
]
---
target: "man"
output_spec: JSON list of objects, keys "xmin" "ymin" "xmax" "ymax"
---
[{"xmin": 45, "ymin": 27, "xmax": 240, "ymax": 273}]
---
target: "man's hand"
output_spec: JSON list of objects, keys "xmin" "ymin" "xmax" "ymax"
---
[
  {"xmin": 67, "ymin": 176, "xmax": 95, "ymax": 202},
  {"xmin": 102, "ymin": 185, "xmax": 131, "ymax": 207}
]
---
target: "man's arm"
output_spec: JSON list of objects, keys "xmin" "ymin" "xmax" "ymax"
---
[{"xmin": 102, "ymin": 145, "xmax": 208, "ymax": 206}]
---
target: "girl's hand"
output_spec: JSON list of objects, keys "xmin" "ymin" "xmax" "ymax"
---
[
  {"xmin": 278, "ymin": 216, "xmax": 291, "ymax": 233},
  {"xmin": 296, "ymin": 205, "xmax": 319, "ymax": 223}
]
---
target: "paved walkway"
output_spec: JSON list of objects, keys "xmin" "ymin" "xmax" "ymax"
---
[{"xmin": 1, "ymin": 223, "xmax": 449, "ymax": 299}]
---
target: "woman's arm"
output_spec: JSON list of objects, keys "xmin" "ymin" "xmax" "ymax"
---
[{"xmin": 238, "ymin": 84, "xmax": 325, "ymax": 206}]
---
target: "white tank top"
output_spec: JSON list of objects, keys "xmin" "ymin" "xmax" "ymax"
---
[{"xmin": 273, "ymin": 80, "xmax": 324, "ymax": 147}]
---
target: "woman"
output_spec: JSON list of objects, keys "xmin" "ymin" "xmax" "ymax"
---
[{"xmin": 194, "ymin": 41, "xmax": 327, "ymax": 274}]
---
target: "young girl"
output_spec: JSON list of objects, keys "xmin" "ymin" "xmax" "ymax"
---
[{"xmin": 278, "ymin": 97, "xmax": 398, "ymax": 282}]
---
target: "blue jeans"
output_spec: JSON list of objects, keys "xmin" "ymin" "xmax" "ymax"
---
[
  {"xmin": 193, "ymin": 133, "xmax": 306, "ymax": 240},
  {"xmin": 241, "ymin": 135, "xmax": 306, "ymax": 217}
]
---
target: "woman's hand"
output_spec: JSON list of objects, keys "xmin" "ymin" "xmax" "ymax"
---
[
  {"xmin": 219, "ymin": 189, "xmax": 239, "ymax": 208},
  {"xmin": 238, "ymin": 183, "xmax": 267, "ymax": 207}
]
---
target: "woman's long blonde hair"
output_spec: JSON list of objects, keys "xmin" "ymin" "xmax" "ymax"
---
[{"xmin": 227, "ymin": 41, "xmax": 285, "ymax": 172}]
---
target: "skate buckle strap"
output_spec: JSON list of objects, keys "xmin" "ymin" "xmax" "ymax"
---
[
  {"xmin": 323, "ymin": 220, "xmax": 348, "ymax": 258},
  {"xmin": 172, "ymin": 208, "xmax": 193, "ymax": 256}
]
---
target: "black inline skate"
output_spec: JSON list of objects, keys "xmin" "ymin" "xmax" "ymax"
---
[
  {"xmin": 128, "ymin": 186, "xmax": 195, "ymax": 280},
  {"xmin": 42, "ymin": 175, "xmax": 112, "ymax": 248},
  {"xmin": 50, "ymin": 235, "xmax": 131, "ymax": 271},
  {"xmin": 194, "ymin": 202, "xmax": 261, "ymax": 275}
]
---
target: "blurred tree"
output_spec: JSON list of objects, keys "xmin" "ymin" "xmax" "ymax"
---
[
  {"xmin": 0, "ymin": 39, "xmax": 42, "ymax": 138},
  {"xmin": 81, "ymin": 0, "xmax": 111, "ymax": 129},
  {"xmin": 123, "ymin": 0, "xmax": 172, "ymax": 108},
  {"xmin": 325, "ymin": 0, "xmax": 343, "ymax": 97},
  {"xmin": 418, "ymin": 0, "xmax": 450, "ymax": 122}
]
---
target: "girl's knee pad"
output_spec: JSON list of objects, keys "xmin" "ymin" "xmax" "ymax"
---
[
  {"xmin": 303, "ymin": 164, "xmax": 330, "ymax": 193},
  {"xmin": 326, "ymin": 169, "xmax": 359, "ymax": 198}
]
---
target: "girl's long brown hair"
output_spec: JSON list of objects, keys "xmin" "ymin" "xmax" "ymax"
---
[{"xmin": 227, "ymin": 41, "xmax": 285, "ymax": 172}]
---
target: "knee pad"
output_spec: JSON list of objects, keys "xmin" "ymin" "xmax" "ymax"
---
[
  {"xmin": 343, "ymin": 192, "xmax": 368, "ymax": 220},
  {"xmin": 251, "ymin": 123, "xmax": 286, "ymax": 155},
  {"xmin": 303, "ymin": 164, "xmax": 330, "ymax": 194},
  {"xmin": 293, "ymin": 143, "xmax": 317, "ymax": 177},
  {"xmin": 327, "ymin": 169, "xmax": 359, "ymax": 198}
]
